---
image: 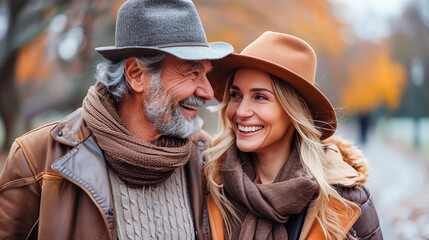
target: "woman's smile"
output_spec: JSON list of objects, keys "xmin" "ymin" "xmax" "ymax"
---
[{"xmin": 237, "ymin": 124, "xmax": 264, "ymax": 134}]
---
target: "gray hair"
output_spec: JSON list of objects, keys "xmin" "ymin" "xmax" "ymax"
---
[{"xmin": 95, "ymin": 52, "xmax": 167, "ymax": 102}]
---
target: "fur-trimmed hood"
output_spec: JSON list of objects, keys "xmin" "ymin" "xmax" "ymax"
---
[{"xmin": 322, "ymin": 136, "xmax": 370, "ymax": 187}]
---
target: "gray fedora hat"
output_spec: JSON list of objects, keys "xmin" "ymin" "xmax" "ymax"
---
[{"xmin": 95, "ymin": 0, "xmax": 233, "ymax": 61}]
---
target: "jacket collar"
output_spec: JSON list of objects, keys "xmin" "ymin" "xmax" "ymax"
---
[
  {"xmin": 322, "ymin": 136, "xmax": 370, "ymax": 186},
  {"xmin": 50, "ymin": 109, "xmax": 114, "ymax": 232},
  {"xmin": 51, "ymin": 135, "xmax": 114, "ymax": 229},
  {"xmin": 50, "ymin": 108, "xmax": 92, "ymax": 147},
  {"xmin": 185, "ymin": 145, "xmax": 207, "ymax": 240}
]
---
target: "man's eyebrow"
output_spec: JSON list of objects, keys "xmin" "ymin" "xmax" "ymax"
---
[{"xmin": 185, "ymin": 61, "xmax": 206, "ymax": 72}]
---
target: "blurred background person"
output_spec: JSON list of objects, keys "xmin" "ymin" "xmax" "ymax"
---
[{"xmin": 357, "ymin": 111, "xmax": 371, "ymax": 145}]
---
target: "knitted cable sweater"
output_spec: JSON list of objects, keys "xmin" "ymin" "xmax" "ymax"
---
[{"xmin": 109, "ymin": 167, "xmax": 195, "ymax": 240}]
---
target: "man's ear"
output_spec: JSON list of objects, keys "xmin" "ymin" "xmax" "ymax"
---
[{"xmin": 125, "ymin": 57, "xmax": 147, "ymax": 93}]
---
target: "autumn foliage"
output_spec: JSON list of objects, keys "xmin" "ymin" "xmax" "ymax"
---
[
  {"xmin": 196, "ymin": 0, "xmax": 406, "ymax": 115},
  {"xmin": 15, "ymin": 33, "xmax": 54, "ymax": 84},
  {"xmin": 12, "ymin": 0, "xmax": 408, "ymax": 116},
  {"xmin": 341, "ymin": 43, "xmax": 407, "ymax": 114},
  {"xmin": 197, "ymin": 0, "xmax": 346, "ymax": 56},
  {"xmin": 1, "ymin": 0, "xmax": 413, "ymax": 150}
]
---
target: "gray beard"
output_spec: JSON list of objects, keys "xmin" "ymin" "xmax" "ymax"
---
[{"xmin": 144, "ymin": 72, "xmax": 200, "ymax": 139}]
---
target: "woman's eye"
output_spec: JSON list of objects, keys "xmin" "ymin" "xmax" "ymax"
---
[
  {"xmin": 230, "ymin": 91, "xmax": 241, "ymax": 98},
  {"xmin": 255, "ymin": 94, "xmax": 268, "ymax": 100},
  {"xmin": 192, "ymin": 71, "xmax": 199, "ymax": 76}
]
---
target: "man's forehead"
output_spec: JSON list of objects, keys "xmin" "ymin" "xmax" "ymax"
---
[
  {"xmin": 162, "ymin": 55, "xmax": 212, "ymax": 72},
  {"xmin": 181, "ymin": 59, "xmax": 212, "ymax": 71}
]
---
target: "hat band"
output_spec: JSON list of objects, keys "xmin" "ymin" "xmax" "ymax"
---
[{"xmin": 156, "ymin": 42, "xmax": 209, "ymax": 48}]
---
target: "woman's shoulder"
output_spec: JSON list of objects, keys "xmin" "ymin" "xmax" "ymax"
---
[
  {"xmin": 322, "ymin": 136, "xmax": 370, "ymax": 188},
  {"xmin": 334, "ymin": 184, "xmax": 371, "ymax": 207},
  {"xmin": 334, "ymin": 185, "xmax": 383, "ymax": 239},
  {"xmin": 323, "ymin": 136, "xmax": 384, "ymax": 239}
]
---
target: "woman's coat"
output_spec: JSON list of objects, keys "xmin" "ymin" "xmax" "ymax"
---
[{"xmin": 207, "ymin": 136, "xmax": 383, "ymax": 240}]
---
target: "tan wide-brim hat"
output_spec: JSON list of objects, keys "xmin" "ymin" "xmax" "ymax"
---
[{"xmin": 208, "ymin": 31, "xmax": 336, "ymax": 140}]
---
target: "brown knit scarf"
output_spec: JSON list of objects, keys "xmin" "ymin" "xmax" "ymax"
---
[
  {"xmin": 82, "ymin": 83, "xmax": 191, "ymax": 187},
  {"xmin": 222, "ymin": 144, "xmax": 319, "ymax": 240}
]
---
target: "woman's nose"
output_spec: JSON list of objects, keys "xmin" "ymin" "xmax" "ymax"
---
[{"xmin": 235, "ymin": 100, "xmax": 253, "ymax": 118}]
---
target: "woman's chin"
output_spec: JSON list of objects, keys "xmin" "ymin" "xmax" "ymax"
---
[{"xmin": 236, "ymin": 141, "xmax": 259, "ymax": 153}]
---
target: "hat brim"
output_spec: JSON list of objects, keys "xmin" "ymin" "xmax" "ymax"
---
[
  {"xmin": 208, "ymin": 53, "xmax": 337, "ymax": 140},
  {"xmin": 95, "ymin": 42, "xmax": 234, "ymax": 61}
]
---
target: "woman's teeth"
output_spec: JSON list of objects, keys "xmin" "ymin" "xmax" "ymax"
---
[{"xmin": 238, "ymin": 125, "xmax": 263, "ymax": 133}]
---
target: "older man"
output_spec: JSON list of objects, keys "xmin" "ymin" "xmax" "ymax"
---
[{"xmin": 0, "ymin": 0, "xmax": 233, "ymax": 239}]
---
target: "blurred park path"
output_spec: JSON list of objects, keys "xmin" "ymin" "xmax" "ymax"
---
[{"xmin": 337, "ymin": 121, "xmax": 429, "ymax": 240}]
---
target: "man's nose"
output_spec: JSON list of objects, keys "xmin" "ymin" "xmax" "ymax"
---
[{"xmin": 194, "ymin": 75, "xmax": 214, "ymax": 101}]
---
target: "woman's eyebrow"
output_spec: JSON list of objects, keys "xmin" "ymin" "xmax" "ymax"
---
[
  {"xmin": 230, "ymin": 85, "xmax": 274, "ymax": 95},
  {"xmin": 250, "ymin": 88, "xmax": 274, "ymax": 95},
  {"xmin": 230, "ymin": 85, "xmax": 240, "ymax": 91}
]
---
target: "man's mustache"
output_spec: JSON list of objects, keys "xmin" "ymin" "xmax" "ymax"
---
[{"xmin": 179, "ymin": 95, "xmax": 206, "ymax": 107}]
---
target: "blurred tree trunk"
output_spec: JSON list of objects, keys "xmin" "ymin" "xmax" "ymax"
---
[
  {"xmin": 0, "ymin": 1, "xmax": 20, "ymax": 151},
  {"xmin": 0, "ymin": 52, "xmax": 18, "ymax": 151},
  {"xmin": 0, "ymin": 0, "xmax": 68, "ymax": 151},
  {"xmin": 0, "ymin": 51, "xmax": 20, "ymax": 150}
]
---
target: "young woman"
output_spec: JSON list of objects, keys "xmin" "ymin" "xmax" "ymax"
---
[{"xmin": 203, "ymin": 31, "xmax": 383, "ymax": 240}]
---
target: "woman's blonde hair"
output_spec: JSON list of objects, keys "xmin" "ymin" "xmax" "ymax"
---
[{"xmin": 203, "ymin": 73, "xmax": 349, "ymax": 240}]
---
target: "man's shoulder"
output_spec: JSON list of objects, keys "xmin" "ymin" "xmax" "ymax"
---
[
  {"xmin": 16, "ymin": 121, "xmax": 60, "ymax": 150},
  {"xmin": 12, "ymin": 109, "xmax": 89, "ymax": 174},
  {"xmin": 16, "ymin": 108, "xmax": 86, "ymax": 147},
  {"xmin": 4, "ymin": 121, "xmax": 63, "ymax": 182}
]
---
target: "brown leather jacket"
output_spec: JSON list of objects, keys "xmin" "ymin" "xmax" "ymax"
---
[{"xmin": 0, "ymin": 109, "xmax": 210, "ymax": 240}]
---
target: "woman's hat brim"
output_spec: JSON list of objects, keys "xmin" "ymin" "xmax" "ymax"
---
[
  {"xmin": 208, "ymin": 53, "xmax": 337, "ymax": 140},
  {"xmin": 95, "ymin": 42, "xmax": 234, "ymax": 61}
]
